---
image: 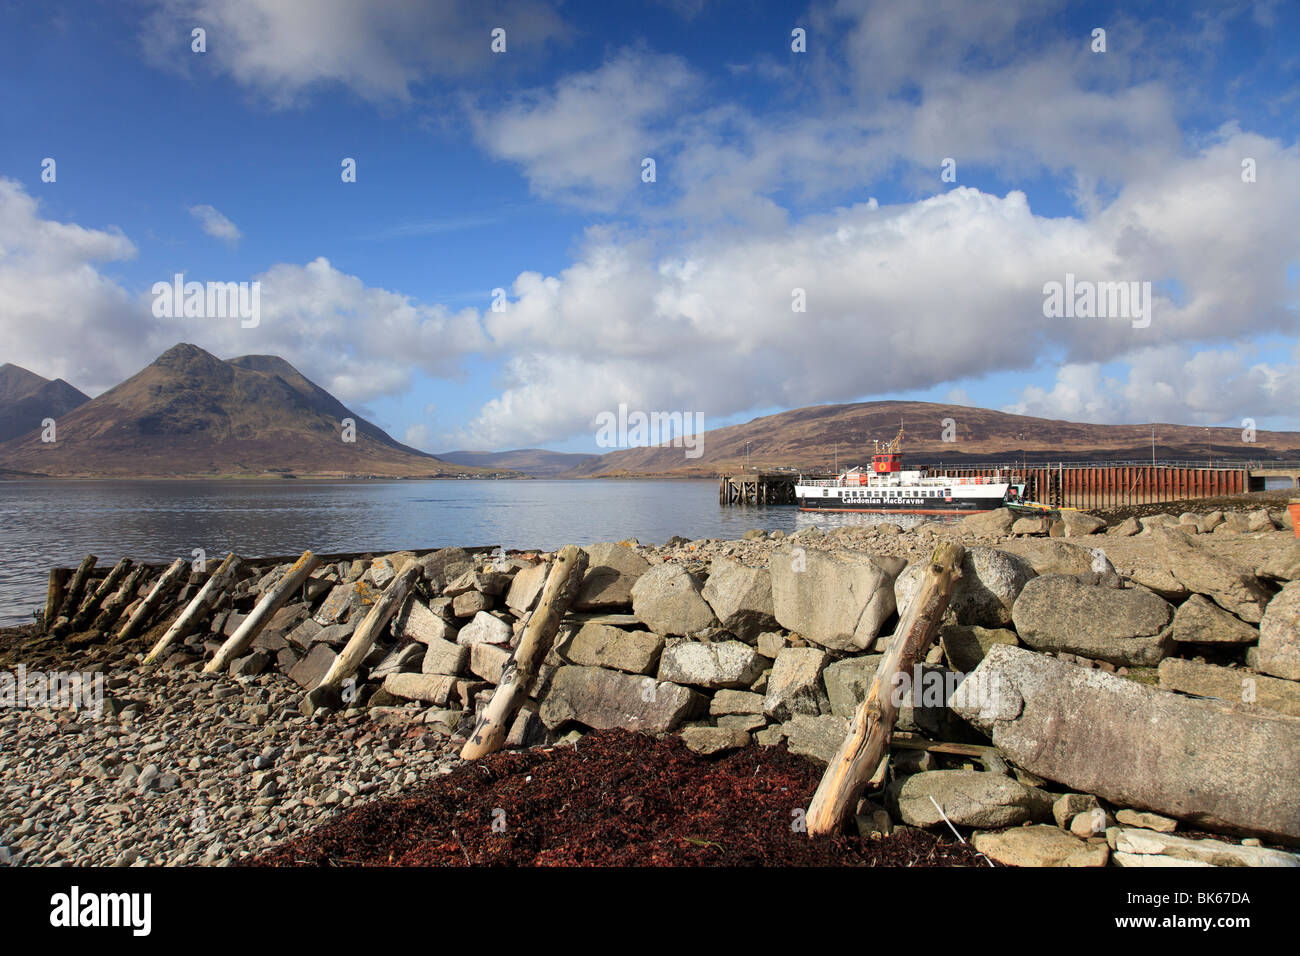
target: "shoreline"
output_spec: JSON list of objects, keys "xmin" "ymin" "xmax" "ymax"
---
[{"xmin": 1, "ymin": 496, "xmax": 1297, "ymax": 866}]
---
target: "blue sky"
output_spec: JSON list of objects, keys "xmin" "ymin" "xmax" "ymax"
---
[{"xmin": 0, "ymin": 0, "xmax": 1297, "ymax": 454}]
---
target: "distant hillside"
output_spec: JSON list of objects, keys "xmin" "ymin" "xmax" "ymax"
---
[
  {"xmin": 559, "ymin": 400, "xmax": 1300, "ymax": 477},
  {"xmin": 0, "ymin": 363, "xmax": 90, "ymax": 443},
  {"xmin": 0, "ymin": 344, "xmax": 505, "ymax": 479},
  {"xmin": 438, "ymin": 448, "xmax": 600, "ymax": 478}
]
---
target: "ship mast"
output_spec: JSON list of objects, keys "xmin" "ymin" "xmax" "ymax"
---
[{"xmin": 870, "ymin": 422, "xmax": 905, "ymax": 474}]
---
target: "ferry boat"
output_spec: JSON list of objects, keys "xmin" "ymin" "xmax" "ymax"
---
[{"xmin": 794, "ymin": 427, "xmax": 1027, "ymax": 515}]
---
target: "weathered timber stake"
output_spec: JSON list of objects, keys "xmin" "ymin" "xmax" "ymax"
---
[
  {"xmin": 317, "ymin": 564, "xmax": 422, "ymax": 691},
  {"xmin": 806, "ymin": 541, "xmax": 965, "ymax": 837},
  {"xmin": 90, "ymin": 565, "xmax": 148, "ymax": 633},
  {"xmin": 204, "ymin": 550, "xmax": 321, "ymax": 674},
  {"xmin": 462, "ymin": 544, "xmax": 589, "ymax": 760},
  {"xmin": 118, "ymin": 557, "xmax": 188, "ymax": 641},
  {"xmin": 69, "ymin": 557, "xmax": 133, "ymax": 631},
  {"xmin": 44, "ymin": 568, "xmax": 70, "ymax": 629},
  {"xmin": 55, "ymin": 554, "xmax": 97, "ymax": 622},
  {"xmin": 144, "ymin": 553, "xmax": 241, "ymax": 665}
]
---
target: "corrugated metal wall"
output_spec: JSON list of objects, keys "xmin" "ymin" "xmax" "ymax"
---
[{"xmin": 941, "ymin": 465, "xmax": 1247, "ymax": 509}]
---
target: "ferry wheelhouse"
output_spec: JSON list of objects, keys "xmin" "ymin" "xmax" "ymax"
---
[{"xmin": 794, "ymin": 427, "xmax": 1026, "ymax": 515}]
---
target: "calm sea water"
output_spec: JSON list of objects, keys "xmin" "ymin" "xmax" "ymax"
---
[{"xmin": 0, "ymin": 479, "xmax": 929, "ymax": 626}]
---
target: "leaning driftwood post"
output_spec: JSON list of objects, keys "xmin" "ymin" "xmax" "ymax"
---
[
  {"xmin": 73, "ymin": 561, "xmax": 131, "ymax": 621},
  {"xmin": 806, "ymin": 542, "xmax": 965, "ymax": 837},
  {"xmin": 118, "ymin": 557, "xmax": 188, "ymax": 641},
  {"xmin": 44, "ymin": 568, "xmax": 70, "ymax": 630},
  {"xmin": 56, "ymin": 554, "xmax": 97, "ymax": 622},
  {"xmin": 143, "ymin": 553, "xmax": 241, "ymax": 665},
  {"xmin": 462, "ymin": 545, "xmax": 589, "ymax": 761},
  {"xmin": 204, "ymin": 550, "xmax": 321, "ymax": 674},
  {"xmin": 90, "ymin": 565, "xmax": 148, "ymax": 633},
  {"xmin": 318, "ymin": 564, "xmax": 422, "ymax": 691},
  {"xmin": 68, "ymin": 557, "xmax": 133, "ymax": 631}
]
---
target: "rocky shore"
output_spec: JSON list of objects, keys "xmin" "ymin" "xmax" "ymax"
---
[{"xmin": 2, "ymin": 499, "xmax": 1298, "ymax": 867}]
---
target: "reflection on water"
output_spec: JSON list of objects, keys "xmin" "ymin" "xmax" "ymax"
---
[{"xmin": 0, "ymin": 479, "xmax": 952, "ymax": 625}]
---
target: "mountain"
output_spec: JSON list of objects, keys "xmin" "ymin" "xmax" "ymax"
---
[
  {"xmin": 0, "ymin": 364, "xmax": 91, "ymax": 443},
  {"xmin": 437, "ymin": 448, "xmax": 600, "ymax": 478},
  {"xmin": 559, "ymin": 400, "xmax": 1300, "ymax": 477},
  {"xmin": 0, "ymin": 344, "xmax": 503, "ymax": 479}
]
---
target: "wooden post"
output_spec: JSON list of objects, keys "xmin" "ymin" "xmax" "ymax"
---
[
  {"xmin": 76, "ymin": 556, "xmax": 132, "ymax": 615},
  {"xmin": 90, "ymin": 565, "xmax": 148, "ymax": 633},
  {"xmin": 118, "ymin": 558, "xmax": 189, "ymax": 641},
  {"xmin": 56, "ymin": 554, "xmax": 97, "ymax": 622},
  {"xmin": 44, "ymin": 568, "xmax": 70, "ymax": 630},
  {"xmin": 66, "ymin": 557, "xmax": 133, "ymax": 633},
  {"xmin": 317, "ymin": 564, "xmax": 422, "ymax": 690},
  {"xmin": 143, "ymin": 553, "xmax": 241, "ymax": 665},
  {"xmin": 462, "ymin": 545, "xmax": 589, "ymax": 760},
  {"xmin": 806, "ymin": 542, "xmax": 966, "ymax": 837},
  {"xmin": 204, "ymin": 550, "xmax": 320, "ymax": 674}
]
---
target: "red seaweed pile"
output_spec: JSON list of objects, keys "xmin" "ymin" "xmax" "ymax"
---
[{"xmin": 253, "ymin": 729, "xmax": 986, "ymax": 866}]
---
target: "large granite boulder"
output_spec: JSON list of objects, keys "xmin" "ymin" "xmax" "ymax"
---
[
  {"xmin": 1258, "ymin": 581, "xmax": 1300, "ymax": 681},
  {"xmin": 821, "ymin": 654, "xmax": 883, "ymax": 718},
  {"xmin": 959, "ymin": 508, "xmax": 1017, "ymax": 536},
  {"xmin": 953, "ymin": 644, "xmax": 1300, "ymax": 844},
  {"xmin": 1148, "ymin": 528, "xmax": 1272, "ymax": 623},
  {"xmin": 1171, "ymin": 594, "xmax": 1259, "ymax": 645},
  {"xmin": 783, "ymin": 713, "xmax": 848, "ymax": 765},
  {"xmin": 657, "ymin": 639, "xmax": 764, "ymax": 689},
  {"xmin": 455, "ymin": 611, "xmax": 512, "ymax": 647},
  {"xmin": 504, "ymin": 560, "xmax": 550, "ymax": 613},
  {"xmin": 701, "ymin": 558, "xmax": 778, "ymax": 642},
  {"xmin": 1112, "ymin": 828, "xmax": 1299, "ymax": 867},
  {"xmin": 557, "ymin": 622, "xmax": 664, "ymax": 675},
  {"xmin": 1060, "ymin": 511, "xmax": 1107, "ymax": 536},
  {"xmin": 1258, "ymin": 540, "xmax": 1300, "ymax": 584},
  {"xmin": 1158, "ymin": 658, "xmax": 1300, "ymax": 718},
  {"xmin": 894, "ymin": 547, "xmax": 1035, "ymax": 629},
  {"xmin": 769, "ymin": 547, "xmax": 899, "ymax": 651},
  {"xmin": 418, "ymin": 547, "xmax": 474, "ymax": 587},
  {"xmin": 889, "ymin": 769, "xmax": 1051, "ymax": 829},
  {"xmin": 999, "ymin": 539, "xmax": 1089, "ymax": 576},
  {"xmin": 537, "ymin": 665, "xmax": 703, "ymax": 733},
  {"xmin": 1012, "ymin": 574, "xmax": 1174, "ymax": 666},
  {"xmin": 420, "ymin": 636, "xmax": 468, "ymax": 676},
  {"xmin": 575, "ymin": 542, "xmax": 650, "ymax": 610},
  {"xmin": 630, "ymin": 563, "xmax": 717, "ymax": 636},
  {"xmin": 764, "ymin": 646, "xmax": 829, "ymax": 720},
  {"xmin": 972, "ymin": 826, "xmax": 1109, "ymax": 867},
  {"xmin": 393, "ymin": 597, "xmax": 457, "ymax": 644}
]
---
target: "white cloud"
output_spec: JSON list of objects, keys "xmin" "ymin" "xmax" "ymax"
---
[
  {"xmin": 188, "ymin": 204, "xmax": 242, "ymax": 244},
  {"xmin": 444, "ymin": 128, "xmax": 1300, "ymax": 447},
  {"xmin": 0, "ymin": 179, "xmax": 491, "ymax": 406},
  {"xmin": 464, "ymin": 5, "xmax": 1185, "ymax": 227},
  {"xmin": 172, "ymin": 256, "xmax": 493, "ymax": 405},
  {"xmin": 0, "ymin": 178, "xmax": 146, "ymax": 393},
  {"xmin": 141, "ymin": 0, "xmax": 567, "ymax": 106},
  {"xmin": 1006, "ymin": 342, "xmax": 1300, "ymax": 428},
  {"xmin": 468, "ymin": 50, "xmax": 700, "ymax": 211}
]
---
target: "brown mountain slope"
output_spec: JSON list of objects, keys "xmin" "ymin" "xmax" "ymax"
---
[
  {"xmin": 561, "ymin": 400, "xmax": 1300, "ymax": 478},
  {"xmin": 0, "ymin": 344, "xmax": 497, "ymax": 479},
  {"xmin": 0, "ymin": 364, "xmax": 90, "ymax": 443},
  {"xmin": 437, "ymin": 448, "xmax": 600, "ymax": 478}
]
